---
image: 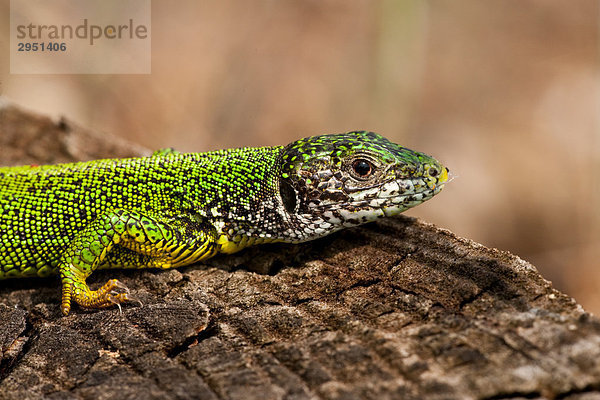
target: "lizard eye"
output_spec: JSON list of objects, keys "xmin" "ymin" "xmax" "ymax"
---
[
  {"xmin": 351, "ymin": 159, "xmax": 374, "ymax": 179},
  {"xmin": 428, "ymin": 167, "xmax": 439, "ymax": 177}
]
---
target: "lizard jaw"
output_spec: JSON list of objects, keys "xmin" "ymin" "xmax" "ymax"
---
[
  {"xmin": 277, "ymin": 182, "xmax": 445, "ymax": 243},
  {"xmin": 313, "ymin": 184, "xmax": 444, "ymax": 225}
]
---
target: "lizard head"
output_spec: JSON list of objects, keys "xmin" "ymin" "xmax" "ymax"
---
[{"xmin": 277, "ymin": 131, "xmax": 448, "ymax": 241}]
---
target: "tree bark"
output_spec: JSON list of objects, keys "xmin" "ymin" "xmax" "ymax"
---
[{"xmin": 1, "ymin": 102, "xmax": 599, "ymax": 400}]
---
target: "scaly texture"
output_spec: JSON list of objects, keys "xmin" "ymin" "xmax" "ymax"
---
[{"xmin": 0, "ymin": 131, "xmax": 447, "ymax": 315}]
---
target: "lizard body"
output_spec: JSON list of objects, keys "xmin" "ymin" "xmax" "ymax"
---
[{"xmin": 0, "ymin": 131, "xmax": 448, "ymax": 315}]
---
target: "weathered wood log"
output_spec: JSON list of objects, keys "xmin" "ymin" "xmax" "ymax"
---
[{"xmin": 1, "ymin": 102, "xmax": 599, "ymax": 400}]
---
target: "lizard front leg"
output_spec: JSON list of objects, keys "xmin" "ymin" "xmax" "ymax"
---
[{"xmin": 59, "ymin": 209, "xmax": 217, "ymax": 315}]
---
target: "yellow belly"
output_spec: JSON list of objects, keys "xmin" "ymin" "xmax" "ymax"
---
[{"xmin": 216, "ymin": 233, "xmax": 278, "ymax": 254}]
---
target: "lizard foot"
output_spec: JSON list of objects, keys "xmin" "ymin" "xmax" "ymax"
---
[
  {"xmin": 94, "ymin": 279, "xmax": 135, "ymax": 310},
  {"xmin": 62, "ymin": 278, "xmax": 139, "ymax": 315}
]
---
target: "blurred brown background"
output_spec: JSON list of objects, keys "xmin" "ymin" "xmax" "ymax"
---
[{"xmin": 1, "ymin": 1, "xmax": 599, "ymax": 312}]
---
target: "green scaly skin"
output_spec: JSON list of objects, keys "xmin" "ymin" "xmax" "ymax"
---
[{"xmin": 0, "ymin": 131, "xmax": 448, "ymax": 315}]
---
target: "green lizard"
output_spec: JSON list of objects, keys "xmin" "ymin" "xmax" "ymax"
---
[{"xmin": 0, "ymin": 131, "xmax": 448, "ymax": 315}]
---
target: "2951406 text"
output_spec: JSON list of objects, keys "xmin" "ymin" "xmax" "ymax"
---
[{"xmin": 17, "ymin": 42, "xmax": 67, "ymax": 52}]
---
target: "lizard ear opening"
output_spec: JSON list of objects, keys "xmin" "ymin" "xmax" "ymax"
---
[{"xmin": 279, "ymin": 180, "xmax": 298, "ymax": 214}]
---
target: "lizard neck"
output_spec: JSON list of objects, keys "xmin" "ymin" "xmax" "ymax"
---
[{"xmin": 176, "ymin": 146, "xmax": 294, "ymax": 243}]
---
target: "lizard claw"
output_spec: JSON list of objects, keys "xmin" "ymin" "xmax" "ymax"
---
[
  {"xmin": 133, "ymin": 297, "xmax": 144, "ymax": 307},
  {"xmin": 107, "ymin": 292, "xmax": 142, "ymax": 311},
  {"xmin": 124, "ymin": 294, "xmax": 143, "ymax": 308},
  {"xmin": 112, "ymin": 279, "xmax": 130, "ymax": 293}
]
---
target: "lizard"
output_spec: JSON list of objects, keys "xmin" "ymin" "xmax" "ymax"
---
[{"xmin": 0, "ymin": 131, "xmax": 448, "ymax": 315}]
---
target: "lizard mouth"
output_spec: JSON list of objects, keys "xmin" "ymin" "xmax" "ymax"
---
[
  {"xmin": 308, "ymin": 183, "xmax": 445, "ymax": 223},
  {"xmin": 347, "ymin": 176, "xmax": 445, "ymax": 205},
  {"xmin": 288, "ymin": 168, "xmax": 449, "ymax": 234}
]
